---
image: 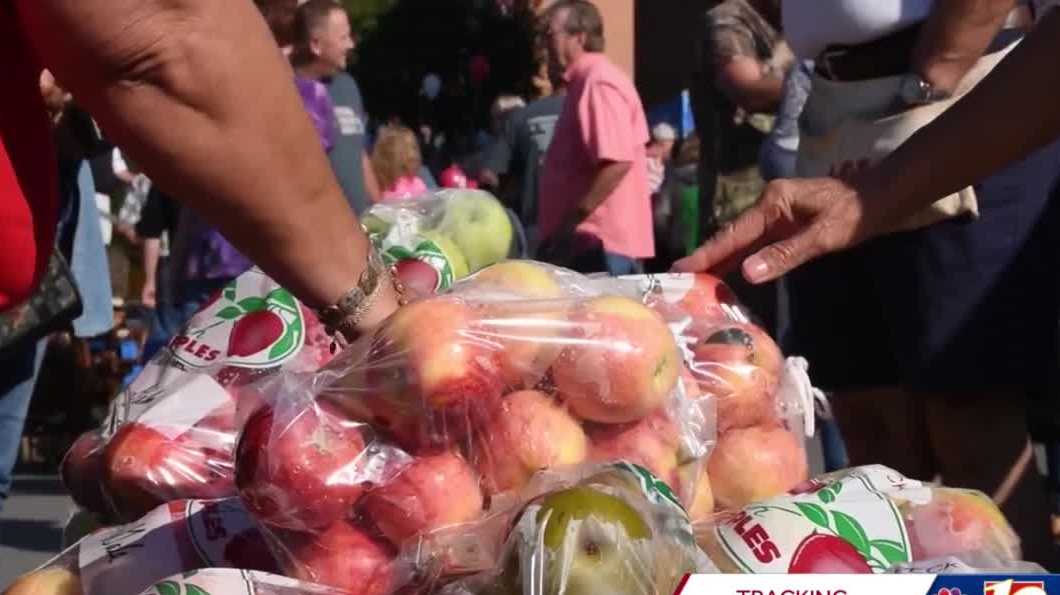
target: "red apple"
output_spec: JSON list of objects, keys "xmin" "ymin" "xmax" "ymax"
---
[
  {"xmin": 61, "ymin": 431, "xmax": 111, "ymax": 516},
  {"xmin": 361, "ymin": 451, "xmax": 484, "ymax": 546},
  {"xmin": 708, "ymin": 424, "xmax": 808, "ymax": 510},
  {"xmin": 394, "ymin": 258, "xmax": 442, "ymax": 297},
  {"xmin": 690, "ymin": 322, "xmax": 784, "ymax": 432},
  {"xmin": 474, "ymin": 390, "xmax": 588, "ymax": 494},
  {"xmin": 104, "ymin": 423, "xmax": 234, "ymax": 521},
  {"xmin": 224, "ymin": 528, "xmax": 279, "ymax": 574},
  {"xmin": 279, "ymin": 521, "xmax": 396, "ymax": 595},
  {"xmin": 235, "ymin": 402, "xmax": 369, "ymax": 531},
  {"xmin": 788, "ymin": 533, "xmax": 872, "ymax": 573},
  {"xmin": 302, "ymin": 306, "xmax": 337, "ymax": 369},
  {"xmin": 586, "ymin": 409, "xmax": 680, "ymax": 488},
  {"xmin": 228, "ymin": 310, "xmax": 285, "ymax": 357},
  {"xmin": 551, "ymin": 297, "xmax": 681, "ymax": 424},
  {"xmin": 676, "ymin": 273, "xmax": 742, "ymax": 322}
]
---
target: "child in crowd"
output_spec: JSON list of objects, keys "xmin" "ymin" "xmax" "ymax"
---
[{"xmin": 372, "ymin": 124, "xmax": 429, "ymax": 201}]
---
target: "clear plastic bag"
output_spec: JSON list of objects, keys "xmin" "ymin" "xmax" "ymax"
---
[
  {"xmin": 1, "ymin": 498, "xmax": 276, "ymax": 595},
  {"xmin": 363, "ymin": 189, "xmax": 517, "ymax": 296},
  {"xmin": 694, "ymin": 465, "xmax": 1021, "ymax": 574},
  {"xmin": 436, "ymin": 463, "xmax": 711, "ymax": 595},
  {"xmin": 234, "ymin": 262, "xmax": 716, "ymax": 594},
  {"xmin": 621, "ymin": 273, "xmax": 812, "ymax": 515},
  {"xmin": 59, "ymin": 269, "xmax": 336, "ymax": 523}
]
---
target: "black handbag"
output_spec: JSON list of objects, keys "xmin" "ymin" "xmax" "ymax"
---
[{"xmin": 0, "ymin": 247, "xmax": 83, "ymax": 358}]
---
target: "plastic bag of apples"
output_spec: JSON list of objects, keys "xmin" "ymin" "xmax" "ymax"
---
[
  {"xmin": 230, "ymin": 261, "xmax": 717, "ymax": 595},
  {"xmin": 1, "ymin": 497, "xmax": 279, "ymax": 595},
  {"xmin": 131, "ymin": 569, "xmax": 350, "ymax": 595},
  {"xmin": 434, "ymin": 462, "xmax": 712, "ymax": 595},
  {"xmin": 618, "ymin": 273, "xmax": 814, "ymax": 520},
  {"xmin": 362, "ymin": 189, "xmax": 516, "ymax": 296},
  {"xmin": 694, "ymin": 465, "xmax": 1022, "ymax": 574},
  {"xmin": 60, "ymin": 268, "xmax": 337, "ymax": 525}
]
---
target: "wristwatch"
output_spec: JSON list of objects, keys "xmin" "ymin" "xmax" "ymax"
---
[
  {"xmin": 316, "ymin": 248, "xmax": 404, "ymax": 345},
  {"xmin": 899, "ymin": 74, "xmax": 951, "ymax": 106}
]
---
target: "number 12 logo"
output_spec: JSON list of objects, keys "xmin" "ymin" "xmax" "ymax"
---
[{"xmin": 985, "ymin": 580, "xmax": 1047, "ymax": 595}]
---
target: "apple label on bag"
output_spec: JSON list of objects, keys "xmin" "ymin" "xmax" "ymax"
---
[
  {"xmin": 169, "ymin": 269, "xmax": 305, "ymax": 370},
  {"xmin": 78, "ymin": 501, "xmax": 197, "ymax": 595},
  {"xmin": 134, "ymin": 375, "xmax": 232, "ymax": 440},
  {"xmin": 139, "ymin": 569, "xmax": 340, "ymax": 595},
  {"xmin": 612, "ymin": 462, "xmax": 697, "ymax": 547},
  {"xmin": 79, "ymin": 499, "xmax": 258, "ymax": 595},
  {"xmin": 185, "ymin": 498, "xmax": 257, "ymax": 566},
  {"xmin": 713, "ymin": 466, "xmax": 914, "ymax": 573}
]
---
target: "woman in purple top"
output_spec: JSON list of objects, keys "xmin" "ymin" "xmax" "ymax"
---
[{"xmin": 295, "ymin": 76, "xmax": 337, "ymax": 152}]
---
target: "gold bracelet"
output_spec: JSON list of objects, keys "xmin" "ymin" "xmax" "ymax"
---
[{"xmin": 316, "ymin": 248, "xmax": 407, "ymax": 345}]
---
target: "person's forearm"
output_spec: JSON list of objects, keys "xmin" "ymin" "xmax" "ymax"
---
[
  {"xmin": 912, "ymin": 0, "xmax": 1017, "ymax": 93},
  {"xmin": 865, "ymin": 10, "xmax": 1060, "ymax": 229},
  {"xmin": 569, "ymin": 161, "xmax": 631, "ymax": 224},
  {"xmin": 143, "ymin": 238, "xmax": 160, "ymax": 284},
  {"xmin": 717, "ymin": 57, "xmax": 785, "ymax": 113},
  {"xmin": 732, "ymin": 75, "xmax": 784, "ymax": 113},
  {"xmin": 16, "ymin": 0, "xmax": 380, "ymax": 315}
]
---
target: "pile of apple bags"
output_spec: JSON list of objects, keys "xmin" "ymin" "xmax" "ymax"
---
[
  {"xmin": 59, "ymin": 269, "xmax": 337, "ymax": 525},
  {"xmin": 230, "ymin": 261, "xmax": 719, "ymax": 594},
  {"xmin": 363, "ymin": 189, "xmax": 516, "ymax": 297}
]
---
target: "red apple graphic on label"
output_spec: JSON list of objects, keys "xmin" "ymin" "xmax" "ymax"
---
[
  {"xmin": 228, "ymin": 310, "xmax": 285, "ymax": 357},
  {"xmin": 394, "ymin": 258, "xmax": 441, "ymax": 296},
  {"xmin": 788, "ymin": 533, "xmax": 872, "ymax": 573}
]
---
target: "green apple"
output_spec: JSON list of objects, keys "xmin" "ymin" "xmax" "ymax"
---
[
  {"xmin": 531, "ymin": 486, "xmax": 654, "ymax": 595},
  {"xmin": 362, "ymin": 213, "xmax": 391, "ymax": 237},
  {"xmin": 435, "ymin": 190, "xmax": 513, "ymax": 273},
  {"xmin": 421, "ymin": 230, "xmax": 471, "ymax": 280}
]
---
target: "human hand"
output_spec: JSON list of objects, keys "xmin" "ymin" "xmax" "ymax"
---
[{"xmin": 673, "ymin": 176, "xmax": 880, "ymax": 283}]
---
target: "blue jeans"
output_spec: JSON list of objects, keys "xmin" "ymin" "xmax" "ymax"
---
[
  {"xmin": 142, "ymin": 277, "xmax": 234, "ymax": 363},
  {"xmin": 60, "ymin": 160, "xmax": 113, "ymax": 339},
  {"xmin": 819, "ymin": 416, "xmax": 850, "ymax": 472},
  {"xmin": 0, "ymin": 340, "xmax": 47, "ymax": 504}
]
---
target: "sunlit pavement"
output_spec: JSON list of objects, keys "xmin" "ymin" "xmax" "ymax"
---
[{"xmin": 0, "ymin": 475, "xmax": 71, "ymax": 589}]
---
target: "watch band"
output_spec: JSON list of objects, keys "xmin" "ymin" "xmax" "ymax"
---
[{"xmin": 316, "ymin": 248, "xmax": 405, "ymax": 345}]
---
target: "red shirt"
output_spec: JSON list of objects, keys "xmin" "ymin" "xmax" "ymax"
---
[
  {"xmin": 0, "ymin": 4, "xmax": 59, "ymax": 310},
  {"xmin": 538, "ymin": 53, "xmax": 653, "ymax": 258}
]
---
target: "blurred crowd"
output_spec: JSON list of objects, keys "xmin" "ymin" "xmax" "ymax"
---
[{"xmin": 5, "ymin": 0, "xmax": 1060, "ymax": 571}]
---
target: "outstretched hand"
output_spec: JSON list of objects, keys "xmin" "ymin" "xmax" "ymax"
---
[{"xmin": 672, "ymin": 176, "xmax": 877, "ymax": 283}]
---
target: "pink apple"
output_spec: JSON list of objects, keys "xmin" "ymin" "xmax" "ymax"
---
[
  {"xmin": 474, "ymin": 390, "xmax": 588, "ymax": 494},
  {"xmin": 905, "ymin": 489, "xmax": 1019, "ymax": 562},
  {"xmin": 348, "ymin": 297, "xmax": 505, "ymax": 450},
  {"xmin": 586, "ymin": 409, "xmax": 681, "ymax": 488},
  {"xmin": 551, "ymin": 297, "xmax": 681, "ymax": 424},
  {"xmin": 469, "ymin": 261, "xmax": 569, "ymax": 390},
  {"xmin": 278, "ymin": 521, "xmax": 396, "ymax": 595},
  {"xmin": 708, "ymin": 424, "xmax": 808, "ymax": 510},
  {"xmin": 360, "ymin": 451, "xmax": 484, "ymax": 546},
  {"xmin": 690, "ymin": 322, "xmax": 784, "ymax": 432}
]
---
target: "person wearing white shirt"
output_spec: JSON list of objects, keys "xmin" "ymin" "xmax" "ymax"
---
[{"xmin": 750, "ymin": 0, "xmax": 1059, "ymax": 566}]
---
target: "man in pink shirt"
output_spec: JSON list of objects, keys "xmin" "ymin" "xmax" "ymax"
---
[{"xmin": 537, "ymin": 0, "xmax": 653, "ymax": 275}]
